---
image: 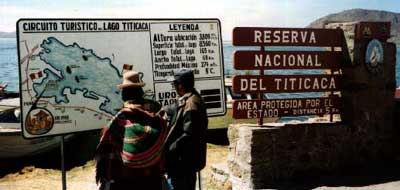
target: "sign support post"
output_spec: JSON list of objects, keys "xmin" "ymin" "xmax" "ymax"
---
[
  {"xmin": 258, "ymin": 46, "xmax": 265, "ymax": 126},
  {"xmin": 60, "ymin": 135, "xmax": 67, "ymax": 190},
  {"xmin": 197, "ymin": 171, "xmax": 202, "ymax": 190},
  {"xmin": 330, "ymin": 45, "xmax": 335, "ymax": 123}
]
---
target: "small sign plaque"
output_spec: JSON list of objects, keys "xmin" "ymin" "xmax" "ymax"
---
[
  {"xmin": 232, "ymin": 75, "xmax": 341, "ymax": 93},
  {"xmin": 233, "ymin": 27, "xmax": 343, "ymax": 46},
  {"xmin": 355, "ymin": 22, "xmax": 391, "ymax": 42},
  {"xmin": 234, "ymin": 51, "xmax": 342, "ymax": 70},
  {"xmin": 232, "ymin": 97, "xmax": 341, "ymax": 119}
]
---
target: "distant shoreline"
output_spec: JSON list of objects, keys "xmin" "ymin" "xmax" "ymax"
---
[
  {"xmin": 1, "ymin": 38, "xmax": 398, "ymax": 47},
  {"xmin": 0, "ymin": 33, "xmax": 16, "ymax": 38}
]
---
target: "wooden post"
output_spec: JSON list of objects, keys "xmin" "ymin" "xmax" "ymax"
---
[
  {"xmin": 258, "ymin": 46, "xmax": 265, "ymax": 126},
  {"xmin": 330, "ymin": 46, "xmax": 335, "ymax": 123}
]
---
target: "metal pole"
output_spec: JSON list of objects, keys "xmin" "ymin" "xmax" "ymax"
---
[
  {"xmin": 197, "ymin": 171, "xmax": 202, "ymax": 190},
  {"xmin": 61, "ymin": 135, "xmax": 67, "ymax": 190}
]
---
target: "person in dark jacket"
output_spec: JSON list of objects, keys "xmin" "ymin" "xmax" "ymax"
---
[{"xmin": 164, "ymin": 69, "xmax": 208, "ymax": 190}]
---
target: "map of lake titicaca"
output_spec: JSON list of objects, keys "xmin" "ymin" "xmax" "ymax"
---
[
  {"xmin": 20, "ymin": 36, "xmax": 127, "ymax": 137},
  {"xmin": 33, "ymin": 37, "xmax": 123, "ymax": 115}
]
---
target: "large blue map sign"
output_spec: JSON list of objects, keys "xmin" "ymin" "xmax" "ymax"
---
[{"xmin": 17, "ymin": 19, "xmax": 225, "ymax": 138}]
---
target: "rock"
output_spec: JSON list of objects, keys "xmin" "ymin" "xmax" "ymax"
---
[
  {"xmin": 307, "ymin": 9, "xmax": 400, "ymax": 45},
  {"xmin": 210, "ymin": 163, "xmax": 231, "ymax": 190}
]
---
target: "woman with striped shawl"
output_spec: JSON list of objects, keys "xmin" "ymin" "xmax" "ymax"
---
[{"xmin": 95, "ymin": 71, "xmax": 168, "ymax": 190}]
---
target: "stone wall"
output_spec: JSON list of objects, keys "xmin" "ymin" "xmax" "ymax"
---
[{"xmin": 227, "ymin": 121, "xmax": 399, "ymax": 189}]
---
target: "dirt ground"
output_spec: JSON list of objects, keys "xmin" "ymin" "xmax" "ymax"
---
[
  {"xmin": 1, "ymin": 144, "xmax": 400, "ymax": 190},
  {"xmin": 0, "ymin": 144, "xmax": 229, "ymax": 190}
]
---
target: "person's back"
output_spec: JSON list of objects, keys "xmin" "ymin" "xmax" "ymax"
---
[
  {"xmin": 96, "ymin": 105, "xmax": 166, "ymax": 189},
  {"xmin": 95, "ymin": 71, "xmax": 167, "ymax": 190}
]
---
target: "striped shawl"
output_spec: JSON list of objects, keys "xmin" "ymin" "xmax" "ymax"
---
[{"xmin": 95, "ymin": 107, "xmax": 168, "ymax": 175}]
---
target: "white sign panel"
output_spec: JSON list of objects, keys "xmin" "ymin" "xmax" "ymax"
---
[{"xmin": 17, "ymin": 19, "xmax": 226, "ymax": 138}]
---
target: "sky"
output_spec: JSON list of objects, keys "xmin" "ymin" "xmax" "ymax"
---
[{"xmin": 0, "ymin": 0, "xmax": 399, "ymax": 40}]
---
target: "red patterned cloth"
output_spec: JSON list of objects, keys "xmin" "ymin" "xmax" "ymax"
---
[
  {"xmin": 95, "ymin": 106, "xmax": 168, "ymax": 188},
  {"xmin": 98, "ymin": 107, "xmax": 167, "ymax": 168}
]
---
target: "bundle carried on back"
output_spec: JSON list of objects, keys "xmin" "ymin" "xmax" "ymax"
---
[{"xmin": 95, "ymin": 100, "xmax": 167, "ymax": 186}]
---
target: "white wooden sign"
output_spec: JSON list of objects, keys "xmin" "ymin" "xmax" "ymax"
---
[{"xmin": 17, "ymin": 19, "xmax": 225, "ymax": 138}]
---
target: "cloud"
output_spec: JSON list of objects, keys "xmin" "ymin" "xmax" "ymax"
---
[
  {"xmin": 0, "ymin": 6, "xmax": 40, "ymax": 31},
  {"xmin": 0, "ymin": 1, "xmax": 316, "ymax": 36},
  {"xmin": 0, "ymin": 2, "xmax": 254, "ymax": 39},
  {"xmin": 4, "ymin": 0, "xmax": 391, "ymax": 38}
]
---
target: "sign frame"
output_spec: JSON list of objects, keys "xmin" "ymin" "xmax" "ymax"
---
[{"xmin": 231, "ymin": 26, "xmax": 346, "ymax": 124}]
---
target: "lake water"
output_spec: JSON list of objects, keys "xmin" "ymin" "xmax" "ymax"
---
[
  {"xmin": 0, "ymin": 38, "xmax": 19, "ymax": 92},
  {"xmin": 1, "ymin": 38, "xmax": 399, "ymax": 93}
]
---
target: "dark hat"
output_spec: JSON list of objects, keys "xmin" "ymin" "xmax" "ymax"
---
[{"xmin": 173, "ymin": 69, "xmax": 194, "ymax": 88}]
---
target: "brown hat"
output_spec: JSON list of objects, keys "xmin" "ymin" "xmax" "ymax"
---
[{"xmin": 117, "ymin": 71, "xmax": 145, "ymax": 89}]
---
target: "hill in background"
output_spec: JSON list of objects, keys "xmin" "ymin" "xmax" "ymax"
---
[
  {"xmin": 0, "ymin": 32, "xmax": 16, "ymax": 38},
  {"xmin": 308, "ymin": 8, "xmax": 400, "ymax": 44}
]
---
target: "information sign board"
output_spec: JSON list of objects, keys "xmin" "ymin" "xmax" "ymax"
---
[
  {"xmin": 231, "ymin": 26, "xmax": 346, "ymax": 123},
  {"xmin": 17, "ymin": 19, "xmax": 225, "ymax": 138}
]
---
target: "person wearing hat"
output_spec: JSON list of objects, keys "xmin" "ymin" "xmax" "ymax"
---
[
  {"xmin": 164, "ymin": 69, "xmax": 208, "ymax": 190},
  {"xmin": 95, "ymin": 71, "xmax": 167, "ymax": 190}
]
